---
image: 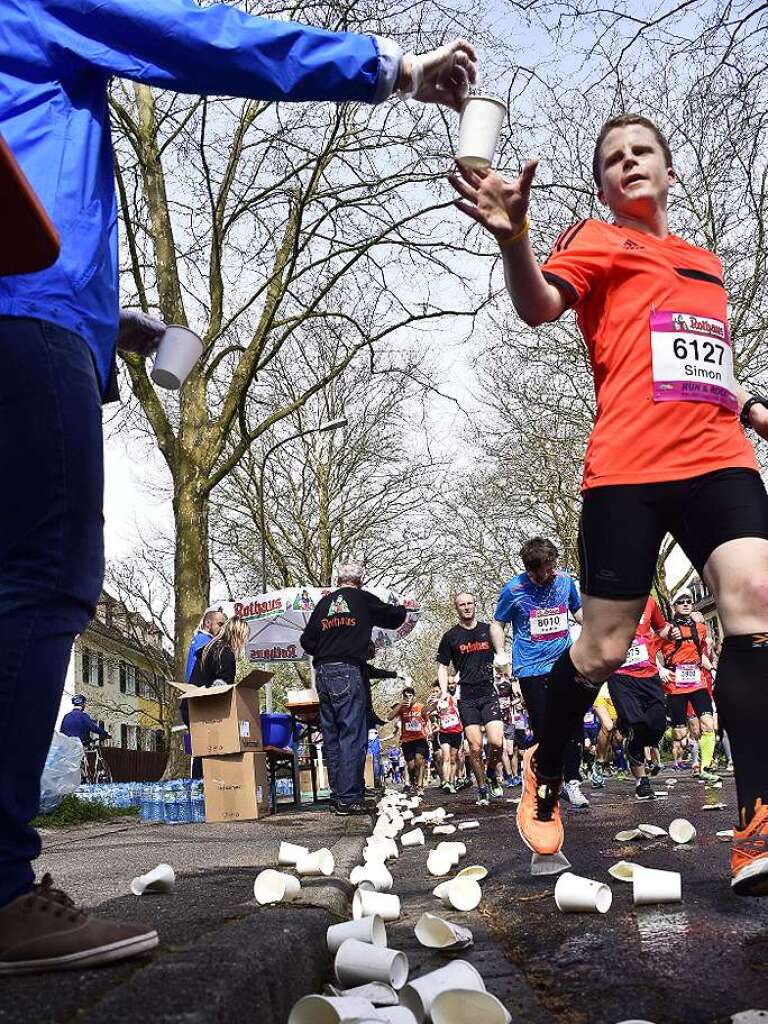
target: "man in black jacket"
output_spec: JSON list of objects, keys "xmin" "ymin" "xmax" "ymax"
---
[{"xmin": 300, "ymin": 563, "xmax": 407, "ymax": 814}]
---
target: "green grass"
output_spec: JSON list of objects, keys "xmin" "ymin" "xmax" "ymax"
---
[{"xmin": 32, "ymin": 795, "xmax": 139, "ymax": 829}]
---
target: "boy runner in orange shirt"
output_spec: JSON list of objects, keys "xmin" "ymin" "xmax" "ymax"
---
[
  {"xmin": 451, "ymin": 114, "xmax": 768, "ymax": 895},
  {"xmin": 388, "ymin": 685, "xmax": 429, "ymax": 794}
]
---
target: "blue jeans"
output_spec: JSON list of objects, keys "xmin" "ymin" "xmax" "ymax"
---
[
  {"xmin": 0, "ymin": 318, "xmax": 104, "ymax": 907},
  {"xmin": 315, "ymin": 662, "xmax": 368, "ymax": 806}
]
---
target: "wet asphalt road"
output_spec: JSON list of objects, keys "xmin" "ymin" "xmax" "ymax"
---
[{"xmin": 384, "ymin": 770, "xmax": 768, "ymax": 1024}]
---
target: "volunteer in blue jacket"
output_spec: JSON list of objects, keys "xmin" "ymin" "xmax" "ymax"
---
[
  {"xmin": 0, "ymin": 0, "xmax": 477, "ymax": 974},
  {"xmin": 490, "ymin": 537, "xmax": 588, "ymax": 807}
]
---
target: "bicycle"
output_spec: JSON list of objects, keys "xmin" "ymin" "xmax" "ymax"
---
[{"xmin": 82, "ymin": 739, "xmax": 113, "ymax": 785}]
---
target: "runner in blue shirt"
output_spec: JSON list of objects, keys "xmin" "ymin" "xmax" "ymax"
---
[{"xmin": 491, "ymin": 537, "xmax": 588, "ymax": 807}]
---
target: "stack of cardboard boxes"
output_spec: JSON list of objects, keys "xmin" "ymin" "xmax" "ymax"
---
[{"xmin": 171, "ymin": 668, "xmax": 273, "ymax": 823}]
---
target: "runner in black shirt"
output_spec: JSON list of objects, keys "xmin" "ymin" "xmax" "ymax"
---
[{"xmin": 436, "ymin": 592, "xmax": 504, "ymax": 806}]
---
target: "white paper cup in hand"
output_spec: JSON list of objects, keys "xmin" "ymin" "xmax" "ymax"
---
[
  {"xmin": 669, "ymin": 818, "xmax": 697, "ymax": 844},
  {"xmin": 278, "ymin": 841, "xmax": 309, "ymax": 866},
  {"xmin": 401, "ymin": 828, "xmax": 425, "ymax": 847},
  {"xmin": 295, "ymin": 848, "xmax": 334, "ymax": 876},
  {"xmin": 456, "ymin": 94, "xmax": 507, "ymax": 169},
  {"xmin": 335, "ymin": 938, "xmax": 409, "ymax": 990},
  {"xmin": 554, "ymin": 872, "xmax": 612, "ymax": 914},
  {"xmin": 447, "ymin": 877, "xmax": 482, "ymax": 912},
  {"xmin": 431, "ymin": 990, "xmax": 511, "ymax": 1024},
  {"xmin": 253, "ymin": 869, "xmax": 301, "ymax": 905},
  {"xmin": 130, "ymin": 862, "xmax": 175, "ymax": 896},
  {"xmin": 400, "ymin": 960, "xmax": 485, "ymax": 1024},
  {"xmin": 353, "ymin": 888, "xmax": 401, "ymax": 922},
  {"xmin": 327, "ymin": 914, "xmax": 387, "ymax": 956},
  {"xmin": 150, "ymin": 324, "xmax": 203, "ymax": 389},
  {"xmin": 632, "ymin": 865, "xmax": 682, "ymax": 905},
  {"xmin": 288, "ymin": 995, "xmax": 379, "ymax": 1024}
]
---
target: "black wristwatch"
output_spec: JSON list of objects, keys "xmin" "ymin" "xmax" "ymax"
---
[{"xmin": 739, "ymin": 396, "xmax": 768, "ymax": 428}]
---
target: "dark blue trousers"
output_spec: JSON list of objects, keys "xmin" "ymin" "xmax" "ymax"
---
[
  {"xmin": 0, "ymin": 318, "xmax": 104, "ymax": 907},
  {"xmin": 315, "ymin": 662, "xmax": 368, "ymax": 806}
]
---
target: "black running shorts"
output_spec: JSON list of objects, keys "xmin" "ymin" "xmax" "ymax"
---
[
  {"xmin": 401, "ymin": 739, "xmax": 429, "ymax": 761},
  {"xmin": 579, "ymin": 468, "xmax": 768, "ymax": 599},
  {"xmin": 667, "ymin": 689, "xmax": 714, "ymax": 727},
  {"xmin": 458, "ymin": 691, "xmax": 501, "ymax": 727},
  {"xmin": 438, "ymin": 731, "xmax": 463, "ymax": 749},
  {"xmin": 607, "ymin": 672, "xmax": 667, "ymax": 734}
]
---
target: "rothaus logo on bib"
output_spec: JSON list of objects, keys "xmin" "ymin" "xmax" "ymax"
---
[
  {"xmin": 650, "ymin": 310, "xmax": 737, "ymax": 413},
  {"xmin": 529, "ymin": 604, "xmax": 568, "ymax": 642}
]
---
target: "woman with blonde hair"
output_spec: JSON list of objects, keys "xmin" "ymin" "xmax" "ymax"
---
[{"xmin": 191, "ymin": 616, "xmax": 250, "ymax": 687}]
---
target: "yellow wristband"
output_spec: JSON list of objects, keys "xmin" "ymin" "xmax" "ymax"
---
[{"xmin": 503, "ymin": 215, "xmax": 530, "ymax": 247}]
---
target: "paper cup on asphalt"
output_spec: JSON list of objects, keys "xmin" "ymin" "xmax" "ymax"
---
[
  {"xmin": 437, "ymin": 841, "xmax": 466, "ymax": 864},
  {"xmin": 554, "ymin": 872, "xmax": 612, "ymax": 914},
  {"xmin": 432, "ymin": 881, "xmax": 451, "ymax": 901},
  {"xmin": 353, "ymin": 888, "xmax": 401, "ymax": 922},
  {"xmin": 296, "ymin": 848, "xmax": 334, "ymax": 876},
  {"xmin": 130, "ymin": 862, "xmax": 175, "ymax": 896},
  {"xmin": 447, "ymin": 877, "xmax": 482, "ymax": 912},
  {"xmin": 637, "ymin": 823, "xmax": 667, "ymax": 838},
  {"xmin": 335, "ymin": 938, "xmax": 409, "ymax": 990},
  {"xmin": 669, "ymin": 818, "xmax": 697, "ymax": 844},
  {"xmin": 456, "ymin": 94, "xmax": 507, "ymax": 169},
  {"xmin": 151, "ymin": 324, "xmax": 204, "ymax": 389},
  {"xmin": 608, "ymin": 861, "xmax": 638, "ymax": 883},
  {"xmin": 326, "ymin": 981, "xmax": 398, "ymax": 1005},
  {"xmin": 414, "ymin": 912, "xmax": 473, "ymax": 951},
  {"xmin": 433, "ymin": 824, "xmax": 456, "ymax": 835},
  {"xmin": 253, "ymin": 869, "xmax": 300, "ymax": 905},
  {"xmin": 458, "ymin": 820, "xmax": 479, "ymax": 831},
  {"xmin": 376, "ymin": 1009, "xmax": 420, "ymax": 1024},
  {"xmin": 427, "ymin": 851, "xmax": 454, "ymax": 877},
  {"xmin": 327, "ymin": 914, "xmax": 387, "ymax": 955},
  {"xmin": 278, "ymin": 841, "xmax": 309, "ymax": 866},
  {"xmin": 400, "ymin": 960, "xmax": 485, "ymax": 1024},
  {"xmin": 455, "ymin": 865, "xmax": 487, "ymax": 881},
  {"xmin": 288, "ymin": 995, "xmax": 379, "ymax": 1024},
  {"xmin": 632, "ymin": 865, "xmax": 682, "ymax": 905},
  {"xmin": 431, "ymin": 990, "xmax": 511, "ymax": 1024},
  {"xmin": 615, "ymin": 829, "xmax": 642, "ymax": 842},
  {"xmin": 401, "ymin": 828, "xmax": 425, "ymax": 847},
  {"xmin": 716, "ymin": 829, "xmax": 734, "ymax": 841},
  {"xmin": 352, "ymin": 863, "xmax": 393, "ymax": 892}
]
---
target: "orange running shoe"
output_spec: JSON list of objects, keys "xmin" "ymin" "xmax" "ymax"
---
[
  {"xmin": 516, "ymin": 745, "xmax": 564, "ymax": 856},
  {"xmin": 732, "ymin": 801, "xmax": 768, "ymax": 896}
]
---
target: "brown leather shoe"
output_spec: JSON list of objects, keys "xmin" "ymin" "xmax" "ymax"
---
[{"xmin": 0, "ymin": 874, "xmax": 158, "ymax": 974}]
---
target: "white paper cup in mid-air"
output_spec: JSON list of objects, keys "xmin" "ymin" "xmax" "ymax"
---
[
  {"xmin": 414, "ymin": 912, "xmax": 473, "ymax": 951},
  {"xmin": 150, "ymin": 324, "xmax": 203, "ymax": 389},
  {"xmin": 130, "ymin": 862, "xmax": 175, "ymax": 896},
  {"xmin": 287, "ymin": 995, "xmax": 379, "ymax": 1024},
  {"xmin": 400, "ymin": 960, "xmax": 486, "ymax": 1024},
  {"xmin": 669, "ymin": 818, "xmax": 697, "ymax": 844},
  {"xmin": 278, "ymin": 841, "xmax": 309, "ymax": 866},
  {"xmin": 296, "ymin": 848, "xmax": 335, "ymax": 876},
  {"xmin": 401, "ymin": 828, "xmax": 425, "ymax": 847},
  {"xmin": 335, "ymin": 938, "xmax": 409, "ymax": 990},
  {"xmin": 353, "ymin": 887, "xmax": 401, "ymax": 922},
  {"xmin": 456, "ymin": 94, "xmax": 507, "ymax": 169},
  {"xmin": 431, "ymin": 989, "xmax": 511, "ymax": 1024},
  {"xmin": 326, "ymin": 914, "xmax": 387, "ymax": 955},
  {"xmin": 253, "ymin": 869, "xmax": 301, "ymax": 905},
  {"xmin": 554, "ymin": 872, "xmax": 612, "ymax": 914},
  {"xmin": 632, "ymin": 865, "xmax": 682, "ymax": 905},
  {"xmin": 447, "ymin": 877, "xmax": 482, "ymax": 912}
]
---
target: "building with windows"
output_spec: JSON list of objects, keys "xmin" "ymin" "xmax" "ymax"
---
[
  {"xmin": 689, "ymin": 574, "xmax": 723, "ymax": 649},
  {"xmin": 57, "ymin": 591, "xmax": 174, "ymax": 752}
]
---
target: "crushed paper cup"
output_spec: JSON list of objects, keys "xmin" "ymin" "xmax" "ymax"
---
[
  {"xmin": 353, "ymin": 888, "xmax": 401, "ymax": 922},
  {"xmin": 702, "ymin": 802, "xmax": 727, "ymax": 810},
  {"xmin": 608, "ymin": 861, "xmax": 639, "ymax": 883},
  {"xmin": 130, "ymin": 862, "xmax": 175, "ymax": 896},
  {"xmin": 455, "ymin": 865, "xmax": 488, "ymax": 881},
  {"xmin": 253, "ymin": 869, "xmax": 301, "ymax": 905},
  {"xmin": 446, "ymin": 877, "xmax": 482, "ymax": 912},
  {"xmin": 400, "ymin": 960, "xmax": 485, "ymax": 1023},
  {"xmin": 668, "ymin": 818, "xmax": 697, "ymax": 844},
  {"xmin": 375, "ymin": 1009, "xmax": 421, "ymax": 1024},
  {"xmin": 296, "ymin": 848, "xmax": 334, "ymax": 876},
  {"xmin": 335, "ymin": 938, "xmax": 409, "ymax": 990},
  {"xmin": 415, "ymin": 913, "xmax": 473, "ymax": 951},
  {"xmin": 401, "ymin": 810, "xmax": 415, "ymax": 821},
  {"xmin": 554, "ymin": 872, "xmax": 612, "ymax": 914},
  {"xmin": 327, "ymin": 914, "xmax": 387, "ymax": 955},
  {"xmin": 432, "ymin": 881, "xmax": 451, "ymax": 901},
  {"xmin": 427, "ymin": 851, "xmax": 454, "ymax": 877},
  {"xmin": 615, "ymin": 829, "xmax": 643, "ymax": 842},
  {"xmin": 716, "ymin": 829, "xmax": 734, "ymax": 841},
  {"xmin": 637, "ymin": 824, "xmax": 667, "ymax": 838},
  {"xmin": 458, "ymin": 820, "xmax": 479, "ymax": 831},
  {"xmin": 433, "ymin": 825, "xmax": 457, "ymax": 835},
  {"xmin": 632, "ymin": 865, "xmax": 682, "ymax": 905},
  {"xmin": 666, "ymin": 779, "xmax": 678, "ymax": 786},
  {"xmin": 431, "ymin": 989, "xmax": 511, "ymax": 1024},
  {"xmin": 278, "ymin": 841, "xmax": 309, "ymax": 866},
  {"xmin": 288, "ymin": 995, "xmax": 379, "ymax": 1024},
  {"xmin": 325, "ymin": 981, "xmax": 398, "ymax": 1005},
  {"xmin": 401, "ymin": 828, "xmax": 425, "ymax": 847}
]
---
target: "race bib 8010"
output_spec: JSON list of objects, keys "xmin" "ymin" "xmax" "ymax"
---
[
  {"xmin": 529, "ymin": 604, "xmax": 568, "ymax": 642},
  {"xmin": 651, "ymin": 310, "xmax": 737, "ymax": 412}
]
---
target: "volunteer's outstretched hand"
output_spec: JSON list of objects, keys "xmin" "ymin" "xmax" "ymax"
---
[
  {"xmin": 400, "ymin": 40, "xmax": 478, "ymax": 111},
  {"xmin": 117, "ymin": 308, "xmax": 166, "ymax": 355},
  {"xmin": 449, "ymin": 159, "xmax": 538, "ymax": 243}
]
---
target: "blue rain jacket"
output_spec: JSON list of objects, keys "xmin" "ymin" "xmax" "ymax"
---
[
  {"xmin": 60, "ymin": 708, "xmax": 109, "ymax": 743},
  {"xmin": 0, "ymin": 1, "xmax": 399, "ymax": 392}
]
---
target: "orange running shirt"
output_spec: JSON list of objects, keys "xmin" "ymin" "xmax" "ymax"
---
[
  {"xmin": 619, "ymin": 594, "xmax": 667, "ymax": 679},
  {"xmin": 660, "ymin": 620, "xmax": 709, "ymax": 694},
  {"xmin": 399, "ymin": 703, "xmax": 427, "ymax": 743},
  {"xmin": 540, "ymin": 219, "xmax": 757, "ymax": 490}
]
